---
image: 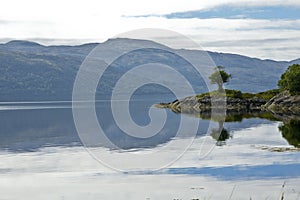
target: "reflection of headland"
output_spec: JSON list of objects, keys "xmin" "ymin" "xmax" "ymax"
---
[{"xmin": 158, "ymin": 103, "xmax": 300, "ymax": 148}]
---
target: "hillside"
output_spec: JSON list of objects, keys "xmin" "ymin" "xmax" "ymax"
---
[{"xmin": 0, "ymin": 39, "xmax": 297, "ymax": 101}]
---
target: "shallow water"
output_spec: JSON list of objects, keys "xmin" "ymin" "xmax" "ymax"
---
[{"xmin": 0, "ymin": 97, "xmax": 299, "ymax": 199}]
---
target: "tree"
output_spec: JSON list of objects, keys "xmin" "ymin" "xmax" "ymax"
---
[
  {"xmin": 278, "ymin": 64, "xmax": 300, "ymax": 95},
  {"xmin": 209, "ymin": 66, "xmax": 232, "ymax": 91}
]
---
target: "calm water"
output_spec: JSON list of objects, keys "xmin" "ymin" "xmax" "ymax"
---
[{"xmin": 0, "ymin": 96, "xmax": 300, "ymax": 199}]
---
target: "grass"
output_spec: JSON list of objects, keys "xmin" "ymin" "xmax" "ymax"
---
[{"xmin": 196, "ymin": 89, "xmax": 280, "ymax": 101}]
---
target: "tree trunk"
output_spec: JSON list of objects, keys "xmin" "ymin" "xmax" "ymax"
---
[{"xmin": 217, "ymin": 82, "xmax": 223, "ymax": 91}]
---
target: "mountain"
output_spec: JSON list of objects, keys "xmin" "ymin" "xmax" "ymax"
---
[
  {"xmin": 291, "ymin": 58, "xmax": 300, "ymax": 65},
  {"xmin": 0, "ymin": 39, "xmax": 298, "ymax": 102}
]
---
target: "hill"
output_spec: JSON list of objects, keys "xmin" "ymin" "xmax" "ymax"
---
[{"xmin": 0, "ymin": 39, "xmax": 298, "ymax": 101}]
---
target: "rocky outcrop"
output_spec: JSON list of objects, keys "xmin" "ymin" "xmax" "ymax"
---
[
  {"xmin": 155, "ymin": 95, "xmax": 267, "ymax": 114},
  {"xmin": 264, "ymin": 91, "xmax": 300, "ymax": 114},
  {"xmin": 155, "ymin": 91, "xmax": 300, "ymax": 115}
]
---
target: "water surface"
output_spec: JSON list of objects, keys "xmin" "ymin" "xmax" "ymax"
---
[{"xmin": 0, "ymin": 96, "xmax": 300, "ymax": 199}]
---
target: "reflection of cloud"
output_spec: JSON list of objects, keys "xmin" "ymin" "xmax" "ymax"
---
[
  {"xmin": 0, "ymin": 122, "xmax": 298, "ymax": 199},
  {"xmin": 1, "ymin": 169, "xmax": 300, "ymax": 199},
  {"xmin": 164, "ymin": 163, "xmax": 300, "ymax": 180}
]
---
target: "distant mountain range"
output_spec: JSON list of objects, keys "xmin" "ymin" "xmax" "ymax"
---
[{"xmin": 0, "ymin": 39, "xmax": 298, "ymax": 102}]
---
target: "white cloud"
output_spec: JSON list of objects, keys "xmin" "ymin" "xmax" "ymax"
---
[{"xmin": 0, "ymin": 0, "xmax": 299, "ymax": 60}]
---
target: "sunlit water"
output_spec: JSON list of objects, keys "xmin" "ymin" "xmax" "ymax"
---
[{"xmin": 0, "ymin": 97, "xmax": 300, "ymax": 199}]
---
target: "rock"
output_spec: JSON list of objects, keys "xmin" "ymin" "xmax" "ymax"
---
[
  {"xmin": 154, "ymin": 103, "xmax": 170, "ymax": 108},
  {"xmin": 266, "ymin": 91, "xmax": 300, "ymax": 114},
  {"xmin": 155, "ymin": 90, "xmax": 300, "ymax": 116},
  {"xmin": 155, "ymin": 94, "xmax": 267, "ymax": 114}
]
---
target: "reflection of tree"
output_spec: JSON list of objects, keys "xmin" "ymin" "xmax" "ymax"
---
[
  {"xmin": 210, "ymin": 121, "xmax": 230, "ymax": 146},
  {"xmin": 279, "ymin": 120, "xmax": 300, "ymax": 148}
]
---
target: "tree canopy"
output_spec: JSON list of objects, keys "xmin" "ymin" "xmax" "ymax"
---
[
  {"xmin": 209, "ymin": 66, "xmax": 232, "ymax": 91},
  {"xmin": 278, "ymin": 64, "xmax": 300, "ymax": 95}
]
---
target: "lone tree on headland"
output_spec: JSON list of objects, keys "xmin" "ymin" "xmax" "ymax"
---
[
  {"xmin": 278, "ymin": 64, "xmax": 300, "ymax": 95},
  {"xmin": 209, "ymin": 66, "xmax": 232, "ymax": 91}
]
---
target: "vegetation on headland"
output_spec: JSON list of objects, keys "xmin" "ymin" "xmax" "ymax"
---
[
  {"xmin": 278, "ymin": 64, "xmax": 300, "ymax": 95},
  {"xmin": 199, "ymin": 65, "xmax": 283, "ymax": 101},
  {"xmin": 208, "ymin": 66, "xmax": 232, "ymax": 91},
  {"xmin": 196, "ymin": 89, "xmax": 280, "ymax": 101},
  {"xmin": 198, "ymin": 63, "xmax": 300, "ymax": 104},
  {"xmin": 156, "ymin": 64, "xmax": 300, "ymax": 116}
]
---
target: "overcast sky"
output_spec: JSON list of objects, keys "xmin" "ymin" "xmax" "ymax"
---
[{"xmin": 0, "ymin": 0, "xmax": 299, "ymax": 61}]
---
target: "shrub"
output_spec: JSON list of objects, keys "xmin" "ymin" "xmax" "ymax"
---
[{"xmin": 278, "ymin": 64, "xmax": 300, "ymax": 95}]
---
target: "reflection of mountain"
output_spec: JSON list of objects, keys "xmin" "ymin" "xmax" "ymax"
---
[
  {"xmin": 0, "ymin": 108, "xmax": 80, "ymax": 151},
  {"xmin": 0, "ymin": 39, "xmax": 297, "ymax": 101},
  {"xmin": 0, "ymin": 101, "xmax": 188, "ymax": 152},
  {"xmin": 0, "ymin": 102, "xmax": 289, "ymax": 152}
]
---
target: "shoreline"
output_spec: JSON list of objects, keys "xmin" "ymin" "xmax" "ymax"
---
[{"xmin": 155, "ymin": 90, "xmax": 300, "ymax": 117}]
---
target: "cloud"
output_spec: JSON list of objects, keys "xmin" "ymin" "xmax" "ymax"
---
[
  {"xmin": 202, "ymin": 37, "xmax": 300, "ymax": 47},
  {"xmin": 0, "ymin": 0, "xmax": 299, "ymax": 60},
  {"xmin": 164, "ymin": 5, "xmax": 300, "ymax": 20},
  {"xmin": 0, "ymin": 20, "xmax": 12, "ymax": 25}
]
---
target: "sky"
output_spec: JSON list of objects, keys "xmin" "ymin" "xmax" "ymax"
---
[{"xmin": 0, "ymin": 0, "xmax": 299, "ymax": 61}]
